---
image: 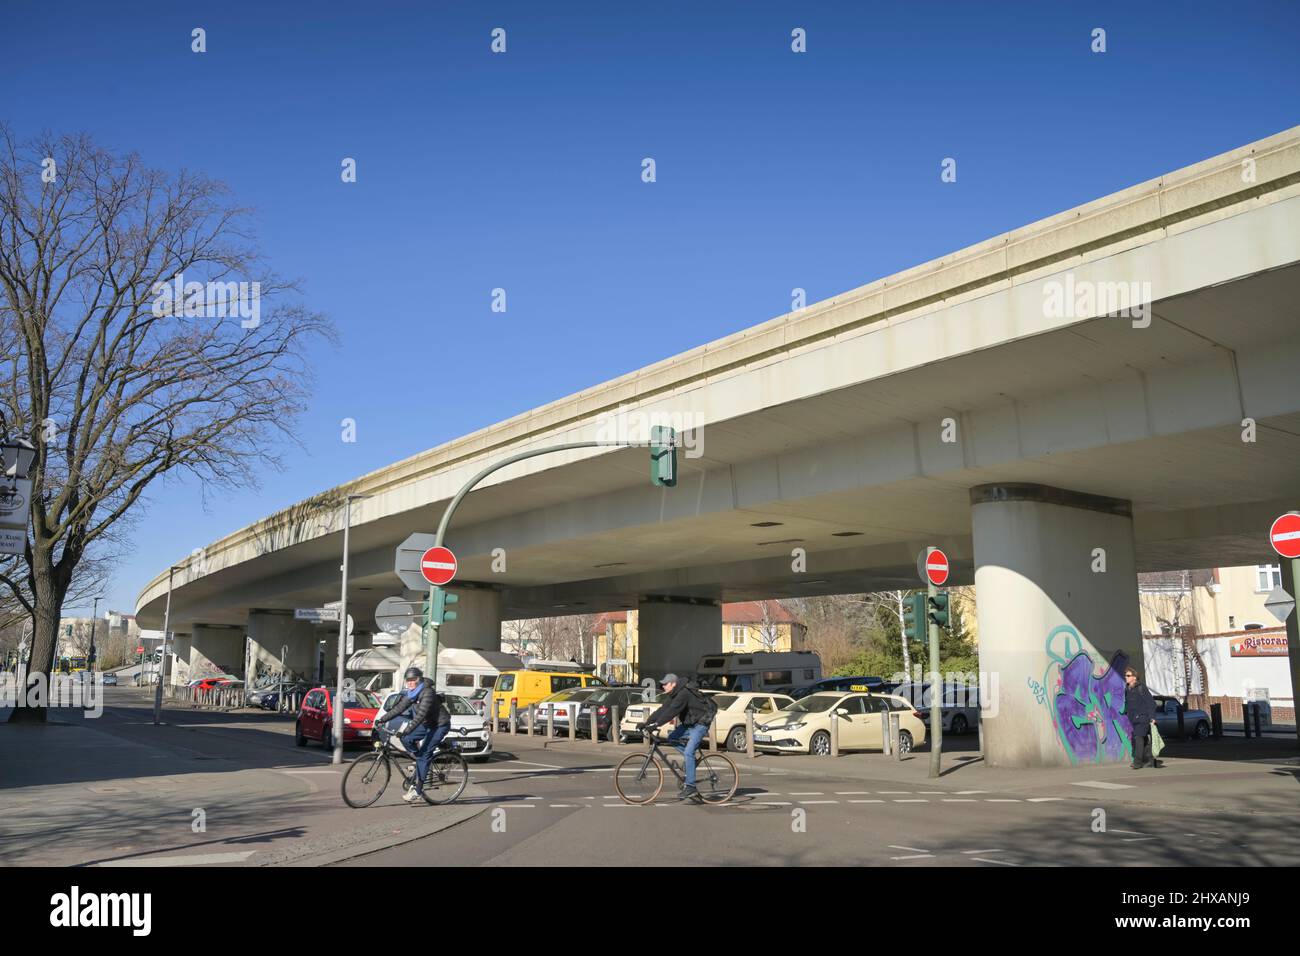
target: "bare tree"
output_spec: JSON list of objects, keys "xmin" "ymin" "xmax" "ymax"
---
[
  {"xmin": 753, "ymin": 600, "xmax": 785, "ymax": 653},
  {"xmin": 0, "ymin": 128, "xmax": 332, "ymax": 721}
]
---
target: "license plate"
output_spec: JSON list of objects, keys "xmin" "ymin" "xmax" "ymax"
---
[
  {"xmin": 358, "ymin": 730, "xmax": 371, "ymax": 737},
  {"xmin": 754, "ymin": 734, "xmax": 772, "ymax": 742},
  {"xmin": 455, "ymin": 739, "xmax": 480, "ymax": 750}
]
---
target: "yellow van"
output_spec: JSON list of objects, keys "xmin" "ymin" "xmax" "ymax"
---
[{"xmin": 492, "ymin": 662, "xmax": 606, "ymax": 726}]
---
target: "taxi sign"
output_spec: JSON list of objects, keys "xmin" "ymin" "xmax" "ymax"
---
[{"xmin": 850, "ymin": 684, "xmax": 870, "ymax": 692}]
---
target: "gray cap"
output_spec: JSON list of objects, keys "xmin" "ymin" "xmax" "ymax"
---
[{"xmin": 661, "ymin": 673, "xmax": 679, "ymax": 685}]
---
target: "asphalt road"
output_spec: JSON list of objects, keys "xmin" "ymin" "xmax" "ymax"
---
[{"xmin": 340, "ymin": 739, "xmax": 1300, "ymax": 867}]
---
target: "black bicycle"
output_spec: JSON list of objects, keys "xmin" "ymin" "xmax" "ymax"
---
[
  {"xmin": 341, "ymin": 725, "xmax": 470, "ymax": 808},
  {"xmin": 614, "ymin": 727, "xmax": 738, "ymax": 805}
]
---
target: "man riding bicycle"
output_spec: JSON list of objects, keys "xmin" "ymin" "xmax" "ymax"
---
[
  {"xmin": 638, "ymin": 673, "xmax": 716, "ymax": 800},
  {"xmin": 376, "ymin": 666, "xmax": 452, "ymax": 803}
]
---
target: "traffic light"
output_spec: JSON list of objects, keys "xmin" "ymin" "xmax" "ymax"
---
[
  {"xmin": 650, "ymin": 425, "xmax": 677, "ymax": 487},
  {"xmin": 927, "ymin": 592, "xmax": 950, "ymax": 628},
  {"xmin": 902, "ymin": 593, "xmax": 926, "ymax": 641},
  {"xmin": 427, "ymin": 587, "xmax": 459, "ymax": 626}
]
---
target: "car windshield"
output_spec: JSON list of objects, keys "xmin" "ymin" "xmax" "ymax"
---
[
  {"xmin": 445, "ymin": 695, "xmax": 478, "ymax": 716},
  {"xmin": 342, "ymin": 690, "xmax": 381, "ymax": 709},
  {"xmin": 713, "ymin": 695, "xmax": 739, "ymax": 710},
  {"xmin": 787, "ymin": 694, "xmax": 839, "ymax": 714}
]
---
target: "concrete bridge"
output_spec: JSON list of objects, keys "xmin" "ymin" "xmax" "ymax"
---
[{"xmin": 137, "ymin": 126, "xmax": 1300, "ymax": 767}]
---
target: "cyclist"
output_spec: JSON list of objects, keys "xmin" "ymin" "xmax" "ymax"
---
[
  {"xmin": 376, "ymin": 666, "xmax": 452, "ymax": 802},
  {"xmin": 638, "ymin": 673, "xmax": 717, "ymax": 800}
]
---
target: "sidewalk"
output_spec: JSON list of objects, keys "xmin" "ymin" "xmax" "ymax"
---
[
  {"xmin": 0, "ymin": 704, "xmax": 489, "ymax": 867},
  {"xmin": 531, "ymin": 728, "xmax": 1300, "ymax": 816}
]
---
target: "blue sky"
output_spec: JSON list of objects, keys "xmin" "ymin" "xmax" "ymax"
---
[{"xmin": 3, "ymin": 0, "xmax": 1298, "ymax": 617}]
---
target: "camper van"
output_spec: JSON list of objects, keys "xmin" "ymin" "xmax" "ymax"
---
[
  {"xmin": 694, "ymin": 651, "xmax": 821, "ymax": 695},
  {"xmin": 345, "ymin": 646, "xmax": 523, "ymax": 703}
]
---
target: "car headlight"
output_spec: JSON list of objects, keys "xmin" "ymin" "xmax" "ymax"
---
[
  {"xmin": 343, "ymin": 717, "xmax": 352, "ymax": 725},
  {"xmin": 783, "ymin": 722, "xmax": 806, "ymax": 731}
]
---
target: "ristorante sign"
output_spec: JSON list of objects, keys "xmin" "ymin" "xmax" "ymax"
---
[{"xmin": 1229, "ymin": 633, "xmax": 1289, "ymax": 657}]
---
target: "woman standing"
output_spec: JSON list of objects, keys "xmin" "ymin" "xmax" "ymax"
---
[{"xmin": 1124, "ymin": 667, "xmax": 1161, "ymax": 769}]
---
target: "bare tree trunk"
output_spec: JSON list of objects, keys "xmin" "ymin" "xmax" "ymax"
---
[
  {"xmin": 897, "ymin": 592, "xmax": 911, "ymax": 675},
  {"xmin": 11, "ymin": 548, "xmax": 66, "ymax": 723}
]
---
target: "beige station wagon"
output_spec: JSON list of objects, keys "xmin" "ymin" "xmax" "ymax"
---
[
  {"xmin": 709, "ymin": 692, "xmax": 795, "ymax": 752},
  {"xmin": 753, "ymin": 692, "xmax": 927, "ymax": 756}
]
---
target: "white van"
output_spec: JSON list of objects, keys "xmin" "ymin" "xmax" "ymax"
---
[
  {"xmin": 346, "ymin": 646, "xmax": 522, "ymax": 710},
  {"xmin": 695, "ymin": 651, "xmax": 822, "ymax": 695}
]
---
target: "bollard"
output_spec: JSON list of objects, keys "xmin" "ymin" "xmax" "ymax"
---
[
  {"xmin": 548, "ymin": 707, "xmax": 555, "ymax": 739},
  {"xmin": 527, "ymin": 703, "xmax": 535, "ymax": 736},
  {"xmin": 710, "ymin": 715, "xmax": 719, "ymax": 752},
  {"xmin": 509, "ymin": 702, "xmax": 518, "ymax": 734},
  {"xmin": 890, "ymin": 712, "xmax": 902, "ymax": 761},
  {"xmin": 590, "ymin": 709, "xmax": 599, "ymax": 744},
  {"xmin": 977, "ymin": 714, "xmax": 984, "ymax": 756},
  {"xmin": 1210, "ymin": 702, "xmax": 1223, "ymax": 739},
  {"xmin": 611, "ymin": 706, "xmax": 620, "ymax": 744},
  {"xmin": 830, "ymin": 709, "xmax": 839, "ymax": 757},
  {"xmin": 881, "ymin": 709, "xmax": 892, "ymax": 755},
  {"xmin": 568, "ymin": 707, "xmax": 576, "ymax": 742},
  {"xmin": 746, "ymin": 711, "xmax": 755, "ymax": 760},
  {"xmin": 1177, "ymin": 704, "xmax": 1186, "ymax": 740},
  {"xmin": 1253, "ymin": 702, "xmax": 1263, "ymax": 738}
]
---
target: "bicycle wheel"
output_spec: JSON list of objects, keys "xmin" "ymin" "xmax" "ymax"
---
[
  {"xmin": 614, "ymin": 752, "xmax": 664, "ymax": 805},
  {"xmin": 421, "ymin": 750, "xmax": 469, "ymax": 805},
  {"xmin": 341, "ymin": 751, "xmax": 391, "ymax": 808},
  {"xmin": 695, "ymin": 753, "xmax": 739, "ymax": 804}
]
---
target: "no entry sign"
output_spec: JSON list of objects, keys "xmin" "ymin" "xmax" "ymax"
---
[
  {"xmin": 1270, "ymin": 513, "xmax": 1300, "ymax": 560},
  {"xmin": 419, "ymin": 546, "xmax": 458, "ymax": 586},
  {"xmin": 922, "ymin": 548, "xmax": 950, "ymax": 587}
]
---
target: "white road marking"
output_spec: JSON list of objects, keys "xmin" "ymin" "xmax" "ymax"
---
[
  {"xmin": 850, "ymin": 799, "xmax": 885, "ymax": 803},
  {"xmin": 1070, "ymin": 780, "xmax": 1134, "ymax": 790},
  {"xmin": 835, "ymin": 791, "xmax": 873, "ymax": 795},
  {"xmin": 985, "ymin": 798, "xmax": 1021, "ymax": 802},
  {"xmin": 1122, "ymin": 837, "xmax": 1157, "ymax": 843},
  {"xmin": 550, "ymin": 804, "xmax": 580, "ymax": 808},
  {"xmin": 1111, "ymin": 829, "xmax": 1147, "ymax": 835},
  {"xmin": 962, "ymin": 849, "xmax": 1004, "ymax": 854},
  {"xmin": 895, "ymin": 799, "xmax": 929, "ymax": 803},
  {"xmin": 798, "ymin": 800, "xmax": 838, "ymax": 805},
  {"xmin": 878, "ymin": 790, "xmax": 912, "ymax": 794},
  {"xmin": 973, "ymin": 857, "xmax": 1016, "ymax": 866},
  {"xmin": 788, "ymin": 791, "xmax": 825, "ymax": 795},
  {"xmin": 954, "ymin": 790, "xmax": 989, "ymax": 794},
  {"xmin": 501, "ymin": 803, "xmax": 536, "ymax": 808},
  {"xmin": 942, "ymin": 798, "xmax": 977, "ymax": 802},
  {"xmin": 889, "ymin": 845, "xmax": 929, "ymax": 852},
  {"xmin": 278, "ymin": 769, "xmax": 340, "ymax": 774},
  {"xmin": 754, "ymin": 801, "xmax": 792, "ymax": 806},
  {"xmin": 1027, "ymin": 797, "xmax": 1064, "ymax": 802},
  {"xmin": 99, "ymin": 851, "xmax": 256, "ymax": 867},
  {"xmin": 890, "ymin": 853, "xmax": 934, "ymax": 860},
  {"xmin": 918, "ymin": 791, "xmax": 946, "ymax": 794}
]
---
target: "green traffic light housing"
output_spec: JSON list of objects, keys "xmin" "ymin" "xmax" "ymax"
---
[
  {"xmin": 650, "ymin": 425, "xmax": 677, "ymax": 487},
  {"xmin": 427, "ymin": 587, "xmax": 460, "ymax": 626},
  {"xmin": 927, "ymin": 592, "xmax": 950, "ymax": 628},
  {"xmin": 902, "ymin": 593, "xmax": 926, "ymax": 641}
]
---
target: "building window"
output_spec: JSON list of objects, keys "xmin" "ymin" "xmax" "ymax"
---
[
  {"xmin": 730, "ymin": 626, "xmax": 747, "ymax": 647},
  {"xmin": 1257, "ymin": 565, "xmax": 1282, "ymax": 592}
]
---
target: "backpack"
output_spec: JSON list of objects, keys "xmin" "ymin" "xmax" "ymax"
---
[{"xmin": 688, "ymin": 685, "xmax": 717, "ymax": 726}]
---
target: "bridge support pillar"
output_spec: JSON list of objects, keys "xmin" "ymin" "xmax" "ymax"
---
[
  {"xmin": 168, "ymin": 633, "xmax": 191, "ymax": 687},
  {"xmin": 637, "ymin": 598, "xmax": 722, "ymax": 683},
  {"xmin": 399, "ymin": 586, "xmax": 503, "ymax": 675},
  {"xmin": 189, "ymin": 626, "xmax": 245, "ymax": 682},
  {"xmin": 970, "ymin": 483, "xmax": 1143, "ymax": 769},
  {"xmin": 246, "ymin": 613, "xmax": 320, "ymax": 686}
]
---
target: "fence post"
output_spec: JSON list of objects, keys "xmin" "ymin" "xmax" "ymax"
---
[
  {"xmin": 1210, "ymin": 702, "xmax": 1223, "ymax": 739},
  {"xmin": 830, "ymin": 709, "xmax": 839, "ymax": 757},
  {"xmin": 746, "ymin": 711, "xmax": 755, "ymax": 760},
  {"xmin": 1253, "ymin": 702, "xmax": 1263, "ymax": 738}
]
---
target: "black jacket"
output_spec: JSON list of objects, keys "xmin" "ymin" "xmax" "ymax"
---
[
  {"xmin": 382, "ymin": 678, "xmax": 451, "ymax": 729},
  {"xmin": 647, "ymin": 680, "xmax": 714, "ymax": 728},
  {"xmin": 1125, "ymin": 682, "xmax": 1156, "ymax": 730}
]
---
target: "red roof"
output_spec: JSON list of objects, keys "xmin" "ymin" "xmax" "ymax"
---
[{"xmin": 721, "ymin": 601, "xmax": 800, "ymax": 625}]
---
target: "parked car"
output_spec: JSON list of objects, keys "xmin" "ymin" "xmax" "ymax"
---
[
  {"xmin": 258, "ymin": 683, "xmax": 312, "ymax": 711},
  {"xmin": 888, "ymin": 682, "xmax": 981, "ymax": 735},
  {"xmin": 708, "ymin": 691, "xmax": 796, "ymax": 751},
  {"xmin": 569, "ymin": 687, "xmax": 652, "ymax": 741},
  {"xmin": 753, "ymin": 691, "xmax": 927, "ymax": 756},
  {"xmin": 294, "ymin": 686, "xmax": 382, "ymax": 748},
  {"xmin": 620, "ymin": 693, "xmax": 672, "ymax": 742},
  {"xmin": 1152, "ymin": 696, "xmax": 1211, "ymax": 739},
  {"xmin": 790, "ymin": 676, "xmax": 883, "ymax": 700},
  {"xmin": 535, "ymin": 688, "xmax": 601, "ymax": 735},
  {"xmin": 101, "ymin": 673, "xmax": 118, "ymax": 686},
  {"xmin": 374, "ymin": 691, "xmax": 494, "ymax": 761},
  {"xmin": 193, "ymin": 676, "xmax": 243, "ymax": 693}
]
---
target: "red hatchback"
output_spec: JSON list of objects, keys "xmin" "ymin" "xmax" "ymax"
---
[{"xmin": 295, "ymin": 686, "xmax": 382, "ymax": 749}]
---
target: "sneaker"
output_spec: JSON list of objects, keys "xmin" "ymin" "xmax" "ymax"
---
[
  {"xmin": 678, "ymin": 784, "xmax": 699, "ymax": 800},
  {"xmin": 402, "ymin": 785, "xmax": 421, "ymax": 803}
]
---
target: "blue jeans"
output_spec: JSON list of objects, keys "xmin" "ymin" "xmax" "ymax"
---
[
  {"xmin": 667, "ymin": 722, "xmax": 708, "ymax": 787},
  {"xmin": 401, "ymin": 724, "xmax": 450, "ymax": 792}
]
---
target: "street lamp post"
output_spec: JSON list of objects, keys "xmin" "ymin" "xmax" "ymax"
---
[
  {"xmin": 333, "ymin": 494, "xmax": 371, "ymax": 766},
  {"xmin": 152, "ymin": 566, "xmax": 181, "ymax": 725}
]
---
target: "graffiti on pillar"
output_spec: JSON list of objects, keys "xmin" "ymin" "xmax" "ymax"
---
[{"xmin": 1036, "ymin": 625, "xmax": 1133, "ymax": 764}]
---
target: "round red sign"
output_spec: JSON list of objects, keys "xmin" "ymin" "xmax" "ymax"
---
[
  {"xmin": 925, "ymin": 549, "xmax": 950, "ymax": 586},
  {"xmin": 419, "ymin": 546, "xmax": 458, "ymax": 586},
  {"xmin": 1269, "ymin": 513, "xmax": 1300, "ymax": 560}
]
